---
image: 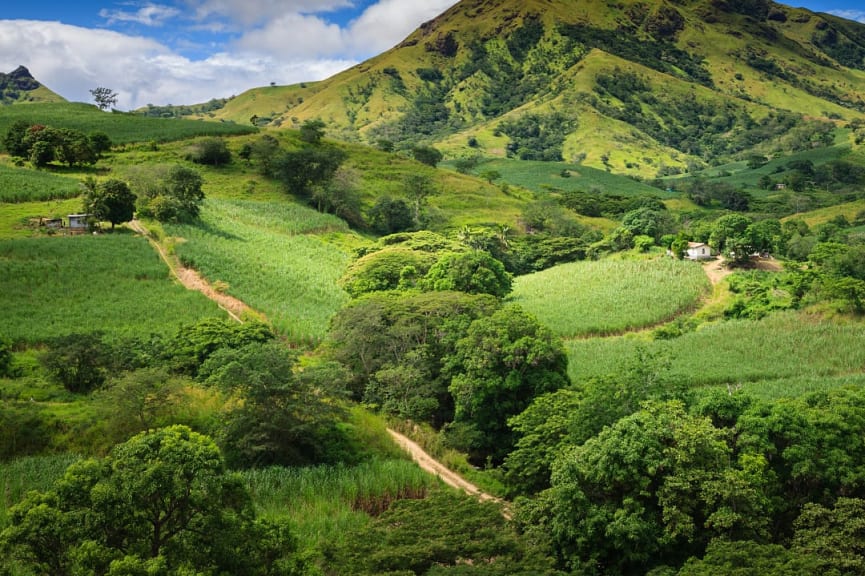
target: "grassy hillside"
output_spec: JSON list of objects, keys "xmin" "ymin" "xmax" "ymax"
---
[
  {"xmin": 0, "ymin": 102, "xmax": 256, "ymax": 145},
  {"xmin": 187, "ymin": 0, "xmax": 865, "ymax": 177}
]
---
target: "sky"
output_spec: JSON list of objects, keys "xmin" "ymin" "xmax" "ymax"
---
[{"xmin": 1, "ymin": 0, "xmax": 863, "ymax": 110}]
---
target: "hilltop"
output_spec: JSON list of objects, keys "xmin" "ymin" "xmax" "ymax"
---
[
  {"xmin": 181, "ymin": 0, "xmax": 865, "ymax": 176},
  {"xmin": 0, "ymin": 65, "xmax": 66, "ymax": 105}
]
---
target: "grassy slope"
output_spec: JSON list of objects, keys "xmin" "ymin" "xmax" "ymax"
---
[{"xmin": 0, "ymin": 102, "xmax": 256, "ymax": 144}]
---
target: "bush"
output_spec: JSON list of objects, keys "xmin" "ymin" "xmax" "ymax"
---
[
  {"xmin": 39, "ymin": 333, "xmax": 110, "ymax": 394},
  {"xmin": 185, "ymin": 137, "xmax": 231, "ymax": 166}
]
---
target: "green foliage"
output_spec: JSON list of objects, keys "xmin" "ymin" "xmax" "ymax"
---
[
  {"xmin": 446, "ymin": 304, "xmax": 569, "ymax": 464},
  {"xmin": 340, "ymin": 247, "xmax": 437, "ymax": 297},
  {"xmin": 327, "ymin": 489, "xmax": 561, "ymax": 575},
  {"xmin": 422, "ymin": 250, "xmax": 513, "ymax": 298},
  {"xmin": 39, "ymin": 332, "xmax": 109, "ymax": 393},
  {"xmin": 273, "ymin": 145, "xmax": 347, "ymax": 198},
  {"xmin": 83, "ymin": 178, "xmax": 136, "ymax": 229},
  {"xmin": 367, "ymin": 195, "xmax": 414, "ymax": 234},
  {"xmin": 0, "ymin": 334, "xmax": 13, "ymax": 378},
  {"xmin": 21, "ymin": 124, "xmax": 97, "ymax": 167},
  {"xmin": 527, "ymin": 401, "xmax": 765, "ymax": 575},
  {"xmin": 184, "ymin": 137, "xmax": 232, "ymax": 166},
  {"xmin": 299, "ymin": 119, "xmax": 326, "ymax": 144},
  {"xmin": 327, "ymin": 290, "xmax": 499, "ymax": 424},
  {"xmin": 165, "ymin": 317, "xmax": 274, "ymax": 376},
  {"xmin": 499, "ymin": 112, "xmax": 576, "ymax": 161},
  {"xmin": 410, "ymin": 144, "xmax": 443, "ymax": 167},
  {"xmin": 0, "ymin": 425, "xmax": 304, "ymax": 575},
  {"xmin": 200, "ymin": 341, "xmax": 352, "ymax": 468},
  {"xmin": 133, "ymin": 164, "xmax": 205, "ymax": 222}
]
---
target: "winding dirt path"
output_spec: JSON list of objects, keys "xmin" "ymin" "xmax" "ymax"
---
[
  {"xmin": 386, "ymin": 429, "xmax": 510, "ymax": 516},
  {"xmin": 130, "ymin": 219, "xmax": 506, "ymax": 513},
  {"xmin": 129, "ymin": 219, "xmax": 254, "ymax": 323}
]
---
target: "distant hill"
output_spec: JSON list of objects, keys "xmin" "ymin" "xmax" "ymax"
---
[
  {"xmin": 0, "ymin": 65, "xmax": 66, "ymax": 105},
  {"xmin": 190, "ymin": 0, "xmax": 865, "ymax": 175}
]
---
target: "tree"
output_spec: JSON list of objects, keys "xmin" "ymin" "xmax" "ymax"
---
[
  {"xmin": 0, "ymin": 426, "xmax": 304, "ymax": 575},
  {"xmin": 0, "ymin": 333, "xmax": 13, "ymax": 378},
  {"xmin": 40, "ymin": 333, "xmax": 110, "ymax": 393},
  {"xmin": 2, "ymin": 119, "xmax": 31, "ymax": 157},
  {"xmin": 90, "ymin": 86, "xmax": 118, "ymax": 111},
  {"xmin": 445, "ymin": 305, "xmax": 569, "ymax": 464},
  {"xmin": 410, "ymin": 144, "xmax": 443, "ymax": 167},
  {"xmin": 299, "ymin": 119, "xmax": 326, "ymax": 144},
  {"xmin": 367, "ymin": 196, "xmax": 414, "ymax": 234},
  {"xmin": 135, "ymin": 164, "xmax": 205, "ymax": 222},
  {"xmin": 404, "ymin": 173, "xmax": 437, "ymax": 226},
  {"xmin": 311, "ymin": 165, "xmax": 364, "ymax": 227},
  {"xmin": 273, "ymin": 146, "xmax": 347, "ymax": 199},
  {"xmin": 200, "ymin": 341, "xmax": 350, "ymax": 468},
  {"xmin": 339, "ymin": 247, "xmax": 437, "ymax": 297},
  {"xmin": 530, "ymin": 401, "xmax": 768, "ymax": 575},
  {"xmin": 422, "ymin": 250, "xmax": 513, "ymax": 298},
  {"xmin": 83, "ymin": 178, "xmax": 136, "ymax": 229},
  {"xmin": 185, "ymin": 137, "xmax": 231, "ymax": 166}
]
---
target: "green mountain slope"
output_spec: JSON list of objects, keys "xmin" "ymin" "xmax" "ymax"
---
[
  {"xmin": 0, "ymin": 65, "xmax": 66, "ymax": 105},
  {"xmin": 198, "ymin": 0, "xmax": 865, "ymax": 174}
]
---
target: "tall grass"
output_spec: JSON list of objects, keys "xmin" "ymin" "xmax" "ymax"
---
[
  {"xmin": 241, "ymin": 459, "xmax": 433, "ymax": 549},
  {"xmin": 566, "ymin": 311, "xmax": 865, "ymax": 388},
  {"xmin": 0, "ymin": 454, "xmax": 80, "ymax": 529},
  {"xmin": 165, "ymin": 199, "xmax": 353, "ymax": 342},
  {"xmin": 510, "ymin": 257, "xmax": 710, "ymax": 337},
  {"xmin": 0, "ymin": 102, "xmax": 256, "ymax": 145},
  {"xmin": 0, "ymin": 165, "xmax": 82, "ymax": 203},
  {"xmin": 0, "ymin": 235, "xmax": 221, "ymax": 343}
]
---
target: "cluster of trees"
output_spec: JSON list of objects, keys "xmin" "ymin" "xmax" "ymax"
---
[
  {"xmin": 498, "ymin": 111, "xmax": 576, "ymax": 161},
  {"xmin": 509, "ymin": 385, "xmax": 865, "ymax": 575},
  {"xmin": 1, "ymin": 425, "xmax": 305, "ymax": 575},
  {"xmin": 325, "ymin": 232, "xmax": 567, "ymax": 464},
  {"xmin": 2, "ymin": 120, "xmax": 111, "ymax": 167}
]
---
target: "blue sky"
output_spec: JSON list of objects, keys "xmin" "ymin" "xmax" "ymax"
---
[{"xmin": 1, "ymin": 0, "xmax": 863, "ymax": 109}]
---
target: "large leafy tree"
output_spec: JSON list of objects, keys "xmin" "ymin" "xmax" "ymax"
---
[
  {"xmin": 0, "ymin": 425, "xmax": 303, "ymax": 575},
  {"xmin": 445, "ymin": 304, "xmax": 569, "ymax": 464},
  {"xmin": 199, "ymin": 341, "xmax": 350, "ymax": 468},
  {"xmin": 527, "ymin": 401, "xmax": 769, "ymax": 575},
  {"xmin": 83, "ymin": 178, "xmax": 136, "ymax": 229},
  {"xmin": 422, "ymin": 250, "xmax": 513, "ymax": 298}
]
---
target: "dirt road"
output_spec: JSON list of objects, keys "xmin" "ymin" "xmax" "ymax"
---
[
  {"xmin": 387, "ymin": 429, "xmax": 511, "ymax": 516},
  {"xmin": 129, "ymin": 219, "xmax": 254, "ymax": 322},
  {"xmin": 131, "ymin": 219, "xmax": 503, "ymax": 513}
]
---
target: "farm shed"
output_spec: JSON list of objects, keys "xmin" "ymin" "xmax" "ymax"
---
[
  {"xmin": 685, "ymin": 242, "xmax": 712, "ymax": 260},
  {"xmin": 67, "ymin": 214, "xmax": 90, "ymax": 233}
]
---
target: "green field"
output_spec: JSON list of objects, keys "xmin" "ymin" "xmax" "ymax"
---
[
  {"xmin": 459, "ymin": 158, "xmax": 673, "ymax": 198},
  {"xmin": 0, "ymin": 235, "xmax": 222, "ymax": 343},
  {"xmin": 0, "ymin": 102, "xmax": 256, "ymax": 145},
  {"xmin": 165, "ymin": 199, "xmax": 354, "ymax": 342},
  {"xmin": 0, "ymin": 164, "xmax": 82, "ymax": 203},
  {"xmin": 566, "ymin": 311, "xmax": 865, "ymax": 388},
  {"xmin": 243, "ymin": 458, "xmax": 433, "ymax": 549},
  {"xmin": 509, "ymin": 257, "xmax": 710, "ymax": 337}
]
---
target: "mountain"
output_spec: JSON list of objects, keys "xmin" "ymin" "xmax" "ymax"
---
[
  {"xmin": 0, "ymin": 65, "xmax": 66, "ymax": 105},
  {"xmin": 197, "ymin": 0, "xmax": 865, "ymax": 175}
]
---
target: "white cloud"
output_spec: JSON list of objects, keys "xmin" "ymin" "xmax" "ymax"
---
[
  {"xmin": 828, "ymin": 9, "xmax": 865, "ymax": 23},
  {"xmin": 183, "ymin": 0, "xmax": 353, "ymax": 28},
  {"xmin": 234, "ymin": 13, "xmax": 347, "ymax": 58},
  {"xmin": 233, "ymin": 0, "xmax": 459, "ymax": 59},
  {"xmin": 0, "ymin": 20, "xmax": 354, "ymax": 109},
  {"xmin": 99, "ymin": 3, "xmax": 181, "ymax": 27},
  {"xmin": 347, "ymin": 0, "xmax": 458, "ymax": 55}
]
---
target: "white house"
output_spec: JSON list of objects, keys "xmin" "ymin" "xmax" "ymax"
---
[{"xmin": 685, "ymin": 242, "xmax": 712, "ymax": 260}]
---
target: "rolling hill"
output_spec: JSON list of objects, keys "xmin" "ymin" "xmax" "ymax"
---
[{"xmin": 189, "ymin": 0, "xmax": 865, "ymax": 175}]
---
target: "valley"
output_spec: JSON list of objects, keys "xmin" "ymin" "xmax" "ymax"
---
[{"xmin": 3, "ymin": 0, "xmax": 865, "ymax": 574}]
